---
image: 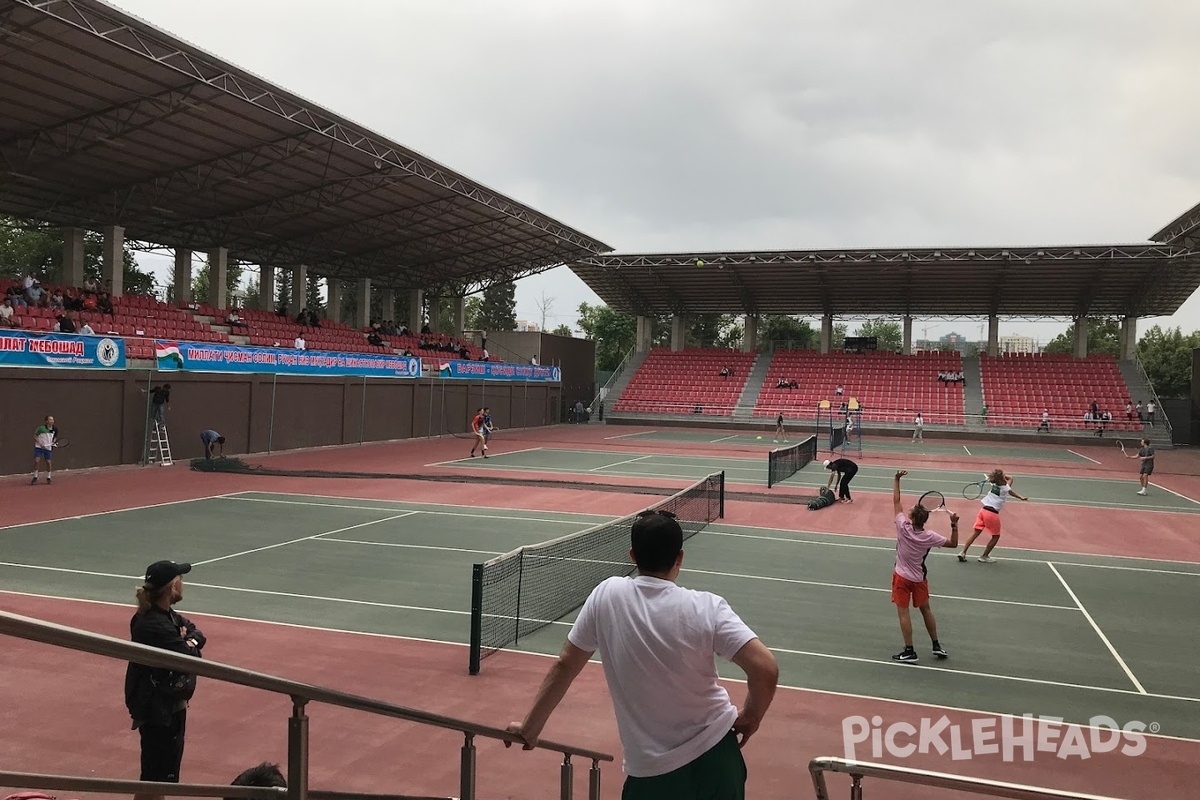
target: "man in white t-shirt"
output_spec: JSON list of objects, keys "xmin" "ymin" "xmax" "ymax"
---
[
  {"xmin": 506, "ymin": 511, "xmax": 779, "ymax": 799},
  {"xmin": 912, "ymin": 412, "xmax": 923, "ymax": 442}
]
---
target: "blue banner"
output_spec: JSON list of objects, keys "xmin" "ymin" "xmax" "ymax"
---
[
  {"xmin": 437, "ymin": 359, "xmax": 561, "ymax": 382},
  {"xmin": 155, "ymin": 340, "xmax": 421, "ymax": 378},
  {"xmin": 0, "ymin": 330, "xmax": 126, "ymax": 370}
]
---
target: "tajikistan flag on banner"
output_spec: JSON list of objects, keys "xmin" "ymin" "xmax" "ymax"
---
[{"xmin": 156, "ymin": 341, "xmax": 184, "ymax": 370}]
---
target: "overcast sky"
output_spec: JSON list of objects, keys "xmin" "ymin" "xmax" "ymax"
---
[{"xmin": 113, "ymin": 0, "xmax": 1200, "ymax": 344}]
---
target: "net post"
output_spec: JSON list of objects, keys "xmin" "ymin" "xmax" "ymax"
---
[
  {"xmin": 468, "ymin": 563, "xmax": 483, "ymax": 675},
  {"xmin": 718, "ymin": 471, "xmax": 725, "ymax": 518}
]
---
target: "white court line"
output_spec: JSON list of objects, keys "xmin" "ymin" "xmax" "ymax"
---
[
  {"xmin": 227, "ymin": 495, "xmax": 592, "ymax": 526},
  {"xmin": 191, "ymin": 511, "xmax": 419, "ymax": 567},
  {"xmin": 0, "ymin": 493, "xmax": 241, "ymax": 532},
  {"xmin": 710, "ymin": 435, "xmax": 739, "ymax": 443},
  {"xmin": 589, "ymin": 454, "xmax": 653, "ymax": 472},
  {"xmin": 768, "ymin": 646, "xmax": 1198, "ymax": 704},
  {"xmin": 1151, "ymin": 481, "xmax": 1200, "ymax": 505},
  {"xmin": 320, "ymin": 538, "xmax": 502, "ymax": 557},
  {"xmin": 1067, "ymin": 449, "xmax": 1101, "ymax": 464},
  {"xmin": 425, "ymin": 446, "xmax": 544, "ymax": 467},
  {"xmin": 603, "ymin": 431, "xmax": 654, "ymax": 440},
  {"xmin": 6, "ymin": 588, "xmax": 1199, "ymax": 744},
  {"xmin": 1047, "ymin": 562, "xmax": 1147, "ymax": 694},
  {"xmin": 963, "ymin": 445, "xmax": 972, "ymax": 456}
]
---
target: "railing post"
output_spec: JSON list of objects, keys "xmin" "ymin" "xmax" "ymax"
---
[
  {"xmin": 287, "ymin": 698, "xmax": 309, "ymax": 800},
  {"xmin": 850, "ymin": 773, "xmax": 863, "ymax": 800},
  {"xmin": 459, "ymin": 733, "xmax": 476, "ymax": 800},
  {"xmin": 809, "ymin": 765, "xmax": 830, "ymax": 800},
  {"xmin": 560, "ymin": 754, "xmax": 573, "ymax": 800},
  {"xmin": 588, "ymin": 759, "xmax": 601, "ymax": 800}
]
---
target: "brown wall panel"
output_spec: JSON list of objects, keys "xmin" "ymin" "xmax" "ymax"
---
[{"xmin": 0, "ymin": 370, "xmax": 124, "ymax": 476}]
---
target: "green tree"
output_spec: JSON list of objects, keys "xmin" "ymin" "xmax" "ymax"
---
[
  {"xmin": 304, "ymin": 274, "xmax": 325, "ymax": 316},
  {"xmin": 478, "ymin": 281, "xmax": 517, "ymax": 331},
  {"xmin": 577, "ymin": 302, "xmax": 636, "ymax": 372},
  {"xmin": 1043, "ymin": 317, "xmax": 1121, "ymax": 357},
  {"xmin": 757, "ymin": 315, "xmax": 815, "ymax": 350},
  {"xmin": 1137, "ymin": 325, "xmax": 1200, "ymax": 398},
  {"xmin": 716, "ymin": 319, "xmax": 744, "ymax": 350},
  {"xmin": 243, "ymin": 276, "xmax": 263, "ymax": 310},
  {"xmin": 276, "ymin": 270, "xmax": 293, "ymax": 313},
  {"xmin": 685, "ymin": 314, "xmax": 738, "ymax": 348},
  {"xmin": 464, "ymin": 296, "xmax": 483, "ymax": 330},
  {"xmin": 552, "ymin": 324, "xmax": 574, "ymax": 337},
  {"xmin": 191, "ymin": 258, "xmax": 246, "ymax": 309},
  {"xmin": 854, "ymin": 317, "xmax": 902, "ymax": 351},
  {"xmin": 0, "ymin": 216, "xmax": 157, "ymax": 296}
]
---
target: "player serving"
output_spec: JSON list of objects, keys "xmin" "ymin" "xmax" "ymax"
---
[
  {"xmin": 891, "ymin": 470, "xmax": 958, "ymax": 662},
  {"xmin": 958, "ymin": 468, "xmax": 1030, "ymax": 563}
]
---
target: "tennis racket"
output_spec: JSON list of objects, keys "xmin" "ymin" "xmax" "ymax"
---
[
  {"xmin": 919, "ymin": 490, "xmax": 948, "ymax": 514},
  {"xmin": 962, "ymin": 480, "xmax": 986, "ymax": 500},
  {"xmin": 52, "ymin": 436, "xmax": 70, "ymax": 448},
  {"xmin": 1117, "ymin": 440, "xmax": 1127, "ymax": 455}
]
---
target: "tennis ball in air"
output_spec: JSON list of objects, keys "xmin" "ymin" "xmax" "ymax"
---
[
  {"xmin": 696, "ymin": 260, "xmax": 705, "ymax": 267},
  {"xmin": 756, "ymin": 435, "xmax": 762, "ymax": 440}
]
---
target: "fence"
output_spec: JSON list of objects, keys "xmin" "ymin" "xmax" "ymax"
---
[{"xmin": 0, "ymin": 609, "xmax": 612, "ymax": 800}]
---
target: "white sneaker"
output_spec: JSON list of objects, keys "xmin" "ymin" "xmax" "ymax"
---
[
  {"xmin": 1137, "ymin": 489, "xmax": 1147, "ymax": 496},
  {"xmin": 978, "ymin": 556, "xmax": 996, "ymax": 563}
]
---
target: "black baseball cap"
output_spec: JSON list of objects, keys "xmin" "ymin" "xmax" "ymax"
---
[{"xmin": 144, "ymin": 560, "xmax": 192, "ymax": 589}]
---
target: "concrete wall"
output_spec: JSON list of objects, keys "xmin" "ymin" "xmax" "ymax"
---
[{"xmin": 0, "ymin": 367, "xmax": 559, "ymax": 476}]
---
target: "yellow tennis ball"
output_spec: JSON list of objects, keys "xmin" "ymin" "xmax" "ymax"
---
[
  {"xmin": 696, "ymin": 260, "xmax": 705, "ymax": 267},
  {"xmin": 756, "ymin": 435, "xmax": 762, "ymax": 440}
]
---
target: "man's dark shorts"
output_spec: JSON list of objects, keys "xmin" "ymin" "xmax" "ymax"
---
[
  {"xmin": 139, "ymin": 709, "xmax": 187, "ymax": 782},
  {"xmin": 622, "ymin": 731, "xmax": 746, "ymax": 800},
  {"xmin": 1141, "ymin": 461, "xmax": 1154, "ymax": 476}
]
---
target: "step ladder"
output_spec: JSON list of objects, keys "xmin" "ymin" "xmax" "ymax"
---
[{"xmin": 148, "ymin": 420, "xmax": 173, "ymax": 466}]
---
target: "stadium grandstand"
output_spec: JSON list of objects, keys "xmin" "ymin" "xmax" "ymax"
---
[{"xmin": 571, "ymin": 241, "xmax": 1200, "ymax": 446}]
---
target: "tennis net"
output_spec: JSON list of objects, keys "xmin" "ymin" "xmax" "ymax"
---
[
  {"xmin": 767, "ymin": 434, "xmax": 818, "ymax": 488},
  {"xmin": 468, "ymin": 471, "xmax": 725, "ymax": 674}
]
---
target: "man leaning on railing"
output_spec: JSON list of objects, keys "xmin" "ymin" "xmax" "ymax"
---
[{"xmin": 123, "ymin": 560, "xmax": 206, "ymax": 800}]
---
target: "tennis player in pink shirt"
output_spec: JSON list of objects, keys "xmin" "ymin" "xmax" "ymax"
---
[{"xmin": 891, "ymin": 470, "xmax": 959, "ymax": 663}]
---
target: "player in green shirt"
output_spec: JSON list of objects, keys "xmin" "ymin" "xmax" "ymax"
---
[{"xmin": 32, "ymin": 414, "xmax": 58, "ymax": 485}]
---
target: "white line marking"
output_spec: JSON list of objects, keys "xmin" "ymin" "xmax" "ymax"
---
[
  {"xmin": 227, "ymin": 496, "xmax": 592, "ymax": 526},
  {"xmin": 191, "ymin": 511, "xmax": 419, "ymax": 567},
  {"xmin": 320, "ymin": 538, "xmax": 502, "ymax": 557},
  {"xmin": 237, "ymin": 490, "xmax": 614, "ymax": 519},
  {"xmin": 6, "ymin": 589, "xmax": 1199, "ymax": 744},
  {"xmin": 1048, "ymin": 562, "xmax": 1146, "ymax": 694},
  {"xmin": 0, "ymin": 493, "xmax": 241, "ymax": 532},
  {"xmin": 603, "ymin": 431, "xmax": 653, "ymax": 440},
  {"xmin": 1067, "ymin": 449, "xmax": 1101, "ymax": 464},
  {"xmin": 425, "ymin": 446, "xmax": 544, "ymax": 466},
  {"xmin": 710, "ymin": 435, "xmax": 739, "ymax": 443},
  {"xmin": 1150, "ymin": 481, "xmax": 1200, "ymax": 506},
  {"xmin": 589, "ymin": 454, "xmax": 653, "ymax": 472},
  {"xmin": 963, "ymin": 445, "xmax": 972, "ymax": 455}
]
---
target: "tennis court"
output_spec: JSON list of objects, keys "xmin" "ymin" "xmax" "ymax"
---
[
  {"xmin": 435, "ymin": 446, "xmax": 1200, "ymax": 513},
  {"xmin": 3, "ymin": 488, "xmax": 1198, "ymax": 742}
]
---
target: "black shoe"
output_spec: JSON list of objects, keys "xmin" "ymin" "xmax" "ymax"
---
[
  {"xmin": 30, "ymin": 476, "xmax": 38, "ymax": 485},
  {"xmin": 892, "ymin": 649, "xmax": 918, "ymax": 663},
  {"xmin": 932, "ymin": 644, "xmax": 948, "ymax": 659}
]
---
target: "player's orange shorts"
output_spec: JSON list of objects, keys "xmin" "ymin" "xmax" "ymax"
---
[
  {"xmin": 891, "ymin": 572, "xmax": 930, "ymax": 607},
  {"xmin": 974, "ymin": 507, "xmax": 1002, "ymax": 537}
]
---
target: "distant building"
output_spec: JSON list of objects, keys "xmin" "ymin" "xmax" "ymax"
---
[
  {"xmin": 999, "ymin": 335, "xmax": 1036, "ymax": 354},
  {"xmin": 515, "ymin": 320, "xmax": 540, "ymax": 332}
]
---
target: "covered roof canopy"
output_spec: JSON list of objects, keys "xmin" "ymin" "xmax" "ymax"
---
[
  {"xmin": 0, "ymin": 0, "xmax": 611, "ymax": 294},
  {"xmin": 569, "ymin": 244, "xmax": 1200, "ymax": 318}
]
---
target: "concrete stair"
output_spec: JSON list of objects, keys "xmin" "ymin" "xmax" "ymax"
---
[
  {"xmin": 732, "ymin": 351, "xmax": 772, "ymax": 421},
  {"xmin": 961, "ymin": 355, "xmax": 985, "ymax": 429},
  {"xmin": 597, "ymin": 348, "xmax": 648, "ymax": 420},
  {"xmin": 1117, "ymin": 358, "xmax": 1173, "ymax": 447}
]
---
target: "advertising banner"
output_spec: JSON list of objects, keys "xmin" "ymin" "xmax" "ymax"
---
[
  {"xmin": 436, "ymin": 359, "xmax": 561, "ymax": 382},
  {"xmin": 0, "ymin": 330, "xmax": 126, "ymax": 370},
  {"xmin": 155, "ymin": 340, "xmax": 421, "ymax": 378}
]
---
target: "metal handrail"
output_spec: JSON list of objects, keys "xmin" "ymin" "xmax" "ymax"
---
[
  {"xmin": 0, "ymin": 610, "xmax": 612, "ymax": 800},
  {"xmin": 1131, "ymin": 352, "xmax": 1173, "ymax": 438},
  {"xmin": 588, "ymin": 345, "xmax": 634, "ymax": 412},
  {"xmin": 809, "ymin": 757, "xmax": 1128, "ymax": 799},
  {"xmin": 0, "ymin": 772, "xmax": 450, "ymax": 800}
]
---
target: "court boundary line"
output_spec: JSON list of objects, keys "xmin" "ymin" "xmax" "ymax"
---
[
  {"xmin": 5, "ymin": 589, "xmax": 1200, "ymax": 744},
  {"xmin": 1047, "ymin": 562, "xmax": 1147, "ymax": 694},
  {"xmin": 1067, "ymin": 449, "xmax": 1101, "ymax": 464},
  {"xmin": 589, "ymin": 454, "xmax": 653, "ymax": 472},
  {"xmin": 1150, "ymin": 481, "xmax": 1200, "ymax": 505},
  {"xmin": 226, "ymin": 495, "xmax": 603, "ymax": 526},
  {"xmin": 603, "ymin": 431, "xmax": 654, "ymax": 440},
  {"xmin": 425, "ymin": 446, "xmax": 544, "ymax": 467},
  {"xmin": 191, "ymin": 511, "xmax": 420, "ymax": 567},
  {"xmin": 0, "ymin": 493, "xmax": 243, "ymax": 533}
]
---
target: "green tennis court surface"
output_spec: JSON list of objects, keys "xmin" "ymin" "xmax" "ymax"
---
[
  {"xmin": 440, "ymin": 447, "xmax": 1200, "ymax": 513},
  {"xmin": 605, "ymin": 429, "xmax": 1098, "ymax": 463},
  {"xmin": 3, "ymin": 491, "xmax": 1197, "ymax": 740}
]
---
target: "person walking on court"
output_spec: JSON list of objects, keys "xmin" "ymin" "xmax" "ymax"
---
[
  {"xmin": 773, "ymin": 412, "xmax": 788, "ymax": 443},
  {"xmin": 890, "ymin": 470, "xmax": 958, "ymax": 662},
  {"xmin": 824, "ymin": 457, "xmax": 858, "ymax": 503},
  {"xmin": 124, "ymin": 560, "xmax": 205, "ymax": 800},
  {"xmin": 506, "ymin": 510, "xmax": 779, "ymax": 799},
  {"xmin": 912, "ymin": 412, "xmax": 923, "ymax": 442},
  {"xmin": 32, "ymin": 414, "xmax": 58, "ymax": 485},
  {"xmin": 958, "ymin": 469, "xmax": 1030, "ymax": 563},
  {"xmin": 200, "ymin": 430, "xmax": 225, "ymax": 460},
  {"xmin": 1125, "ymin": 438, "xmax": 1154, "ymax": 495},
  {"xmin": 469, "ymin": 408, "xmax": 488, "ymax": 458}
]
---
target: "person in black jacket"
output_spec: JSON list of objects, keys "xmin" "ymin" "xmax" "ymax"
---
[
  {"xmin": 124, "ymin": 560, "xmax": 205, "ymax": 799},
  {"xmin": 824, "ymin": 458, "xmax": 859, "ymax": 503}
]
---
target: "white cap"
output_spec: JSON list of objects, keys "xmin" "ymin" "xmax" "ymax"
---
[{"xmin": 823, "ymin": 460, "xmax": 831, "ymax": 468}]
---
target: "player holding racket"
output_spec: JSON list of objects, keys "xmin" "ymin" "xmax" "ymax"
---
[
  {"xmin": 32, "ymin": 414, "xmax": 59, "ymax": 485},
  {"xmin": 469, "ymin": 408, "xmax": 489, "ymax": 458},
  {"xmin": 958, "ymin": 469, "xmax": 1030, "ymax": 563},
  {"xmin": 891, "ymin": 470, "xmax": 958, "ymax": 663}
]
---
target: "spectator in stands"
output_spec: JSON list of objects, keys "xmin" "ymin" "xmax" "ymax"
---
[
  {"xmin": 79, "ymin": 320, "xmax": 95, "ymax": 335},
  {"xmin": 367, "ymin": 331, "xmax": 384, "ymax": 346},
  {"xmin": 506, "ymin": 510, "xmax": 779, "ymax": 798},
  {"xmin": 1146, "ymin": 401, "xmax": 1156, "ymax": 427},
  {"xmin": 719, "ymin": 366, "xmax": 731, "ymax": 378},
  {"xmin": 0, "ymin": 298, "xmax": 14, "ymax": 327},
  {"xmin": 48, "ymin": 289, "xmax": 64, "ymax": 310},
  {"xmin": 97, "ymin": 292, "xmax": 114, "ymax": 314},
  {"xmin": 82, "ymin": 276, "xmax": 99, "ymax": 296},
  {"xmin": 1090, "ymin": 400, "xmax": 1099, "ymax": 420},
  {"xmin": 293, "ymin": 334, "xmax": 306, "ymax": 350},
  {"xmin": 200, "ymin": 430, "xmax": 225, "ymax": 459},
  {"xmin": 295, "ymin": 308, "xmax": 308, "ymax": 326},
  {"xmin": 55, "ymin": 313, "xmax": 76, "ymax": 334},
  {"xmin": 482, "ymin": 347, "xmax": 489, "ymax": 360},
  {"xmin": 275, "ymin": 302, "xmax": 289, "ymax": 318},
  {"xmin": 225, "ymin": 309, "xmax": 247, "ymax": 329},
  {"xmin": 531, "ymin": 354, "xmax": 538, "ymax": 366},
  {"xmin": 1135, "ymin": 401, "xmax": 1143, "ymax": 421},
  {"xmin": 1125, "ymin": 401, "xmax": 1134, "ymax": 421},
  {"xmin": 776, "ymin": 377, "xmax": 787, "ymax": 388},
  {"xmin": 124, "ymin": 560, "xmax": 205, "ymax": 799},
  {"xmin": 835, "ymin": 384, "xmax": 844, "ymax": 396},
  {"xmin": 421, "ymin": 322, "xmax": 432, "ymax": 334},
  {"xmin": 62, "ymin": 288, "xmax": 82, "ymax": 311},
  {"xmin": 227, "ymin": 763, "xmax": 287, "ymax": 800},
  {"xmin": 25, "ymin": 280, "xmax": 44, "ymax": 306},
  {"xmin": 1037, "ymin": 410, "xmax": 1050, "ymax": 433}
]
